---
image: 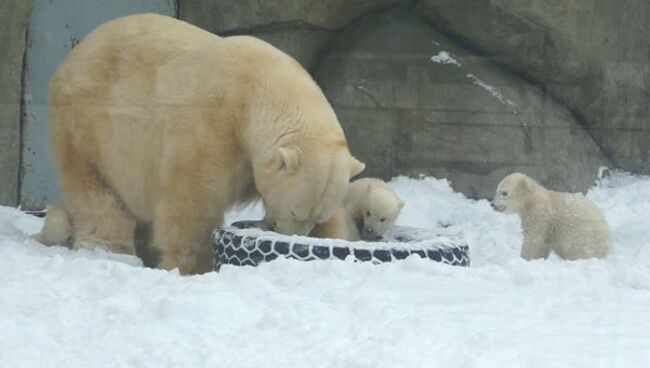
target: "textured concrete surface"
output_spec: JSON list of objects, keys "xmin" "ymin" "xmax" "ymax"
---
[
  {"xmin": 315, "ymin": 11, "xmax": 608, "ymax": 198},
  {"xmin": 179, "ymin": 0, "xmax": 406, "ymax": 72},
  {"xmin": 6, "ymin": 0, "xmax": 648, "ymax": 202},
  {"xmin": 416, "ymin": 0, "xmax": 650, "ymax": 174},
  {"xmin": 179, "ymin": 0, "xmax": 406, "ymax": 32},
  {"xmin": 244, "ymin": 28, "xmax": 334, "ymax": 72},
  {"xmin": 0, "ymin": 0, "xmax": 32, "ymax": 206}
]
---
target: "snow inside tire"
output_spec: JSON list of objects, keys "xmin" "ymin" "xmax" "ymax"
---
[{"xmin": 212, "ymin": 221, "xmax": 470, "ymax": 271}]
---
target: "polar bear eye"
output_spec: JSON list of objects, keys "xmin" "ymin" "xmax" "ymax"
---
[
  {"xmin": 366, "ymin": 211, "xmax": 371, "ymax": 217},
  {"xmin": 501, "ymin": 191, "xmax": 509, "ymax": 197},
  {"xmin": 380, "ymin": 218, "xmax": 386, "ymax": 222}
]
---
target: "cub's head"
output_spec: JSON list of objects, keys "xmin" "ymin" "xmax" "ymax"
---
[
  {"xmin": 361, "ymin": 185, "xmax": 404, "ymax": 240},
  {"xmin": 256, "ymin": 142, "xmax": 365, "ymax": 236},
  {"xmin": 491, "ymin": 173, "xmax": 533, "ymax": 214}
]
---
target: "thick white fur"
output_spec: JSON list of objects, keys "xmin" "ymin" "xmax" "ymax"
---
[
  {"xmin": 40, "ymin": 13, "xmax": 365, "ymax": 274},
  {"xmin": 309, "ymin": 206, "xmax": 361, "ymax": 241},
  {"xmin": 491, "ymin": 173, "xmax": 613, "ymax": 261},
  {"xmin": 311, "ymin": 178, "xmax": 404, "ymax": 241}
]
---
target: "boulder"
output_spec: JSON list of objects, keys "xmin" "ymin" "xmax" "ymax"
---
[
  {"xmin": 245, "ymin": 29, "xmax": 333, "ymax": 72},
  {"xmin": 178, "ymin": 0, "xmax": 407, "ymax": 71},
  {"xmin": 315, "ymin": 11, "xmax": 608, "ymax": 198},
  {"xmin": 179, "ymin": 0, "xmax": 406, "ymax": 32},
  {"xmin": 0, "ymin": 0, "xmax": 32, "ymax": 206},
  {"xmin": 416, "ymin": 0, "xmax": 650, "ymax": 173}
]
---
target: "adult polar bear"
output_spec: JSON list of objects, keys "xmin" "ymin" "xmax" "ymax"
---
[{"xmin": 43, "ymin": 14, "xmax": 365, "ymax": 275}]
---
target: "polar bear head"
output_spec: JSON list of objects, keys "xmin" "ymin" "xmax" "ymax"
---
[
  {"xmin": 257, "ymin": 142, "xmax": 365, "ymax": 236},
  {"xmin": 491, "ymin": 173, "xmax": 535, "ymax": 214},
  {"xmin": 360, "ymin": 183, "xmax": 405, "ymax": 240}
]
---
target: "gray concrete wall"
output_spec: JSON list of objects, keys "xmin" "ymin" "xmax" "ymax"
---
[
  {"xmin": 315, "ymin": 11, "xmax": 608, "ymax": 198},
  {"xmin": 2, "ymin": 0, "xmax": 648, "ymax": 204},
  {"xmin": 0, "ymin": 0, "xmax": 32, "ymax": 206},
  {"xmin": 415, "ymin": 0, "xmax": 650, "ymax": 175},
  {"xmin": 180, "ymin": 0, "xmax": 649, "ymax": 197}
]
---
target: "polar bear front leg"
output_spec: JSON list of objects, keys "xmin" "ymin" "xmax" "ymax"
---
[
  {"xmin": 151, "ymin": 194, "xmax": 223, "ymax": 275},
  {"xmin": 520, "ymin": 231, "xmax": 551, "ymax": 261}
]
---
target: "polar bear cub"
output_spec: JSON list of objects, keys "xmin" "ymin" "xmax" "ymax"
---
[
  {"xmin": 311, "ymin": 178, "xmax": 405, "ymax": 241},
  {"xmin": 491, "ymin": 173, "xmax": 613, "ymax": 261}
]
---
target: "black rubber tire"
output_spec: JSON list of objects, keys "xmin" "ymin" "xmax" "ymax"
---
[{"xmin": 212, "ymin": 220, "xmax": 470, "ymax": 271}]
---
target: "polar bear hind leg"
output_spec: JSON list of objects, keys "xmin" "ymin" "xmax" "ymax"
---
[{"xmin": 55, "ymin": 147, "xmax": 136, "ymax": 255}]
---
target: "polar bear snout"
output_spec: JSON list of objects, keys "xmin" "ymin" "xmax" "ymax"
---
[
  {"xmin": 362, "ymin": 227, "xmax": 382, "ymax": 241},
  {"xmin": 272, "ymin": 218, "xmax": 315, "ymax": 237},
  {"xmin": 490, "ymin": 201, "xmax": 506, "ymax": 212}
]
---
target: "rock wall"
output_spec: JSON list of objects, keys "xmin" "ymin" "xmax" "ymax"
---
[
  {"xmin": 183, "ymin": 0, "xmax": 642, "ymax": 198},
  {"xmin": 0, "ymin": 0, "xmax": 32, "ymax": 206},
  {"xmin": 3, "ymin": 1, "xmax": 646, "ymax": 203},
  {"xmin": 315, "ymin": 11, "xmax": 607, "ymax": 198},
  {"xmin": 415, "ymin": 0, "xmax": 650, "ymax": 175}
]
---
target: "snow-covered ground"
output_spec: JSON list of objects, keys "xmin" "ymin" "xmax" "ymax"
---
[{"xmin": 1, "ymin": 171, "xmax": 649, "ymax": 367}]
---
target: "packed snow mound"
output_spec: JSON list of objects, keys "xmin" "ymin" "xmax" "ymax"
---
[{"xmin": 1, "ymin": 171, "xmax": 649, "ymax": 367}]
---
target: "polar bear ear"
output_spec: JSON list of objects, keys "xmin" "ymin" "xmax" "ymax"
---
[
  {"xmin": 277, "ymin": 147, "xmax": 300, "ymax": 172},
  {"xmin": 516, "ymin": 176, "xmax": 534, "ymax": 196},
  {"xmin": 397, "ymin": 199, "xmax": 405, "ymax": 210},
  {"xmin": 349, "ymin": 157, "xmax": 365, "ymax": 178},
  {"xmin": 517, "ymin": 176, "xmax": 529, "ymax": 191}
]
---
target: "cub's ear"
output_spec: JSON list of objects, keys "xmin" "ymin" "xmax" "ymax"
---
[
  {"xmin": 349, "ymin": 157, "xmax": 365, "ymax": 178},
  {"xmin": 517, "ymin": 178, "xmax": 528, "ymax": 189},
  {"xmin": 277, "ymin": 147, "xmax": 299, "ymax": 172},
  {"xmin": 517, "ymin": 176, "xmax": 530, "ymax": 193}
]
